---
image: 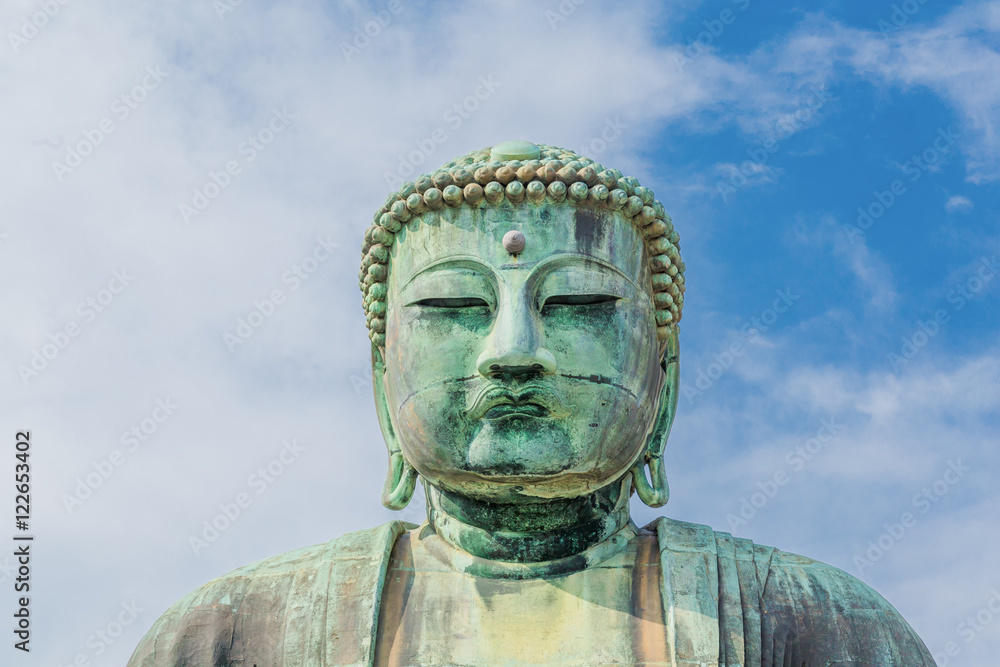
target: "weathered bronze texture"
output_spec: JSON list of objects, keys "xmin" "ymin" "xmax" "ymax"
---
[{"xmin": 128, "ymin": 141, "xmax": 936, "ymax": 666}]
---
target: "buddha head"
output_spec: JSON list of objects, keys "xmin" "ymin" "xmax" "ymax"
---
[{"xmin": 359, "ymin": 141, "xmax": 684, "ymax": 509}]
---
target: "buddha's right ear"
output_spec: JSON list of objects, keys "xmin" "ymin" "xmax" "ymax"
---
[{"xmin": 371, "ymin": 343, "xmax": 417, "ymax": 510}]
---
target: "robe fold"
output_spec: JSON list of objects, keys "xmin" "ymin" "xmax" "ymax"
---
[{"xmin": 128, "ymin": 518, "xmax": 935, "ymax": 666}]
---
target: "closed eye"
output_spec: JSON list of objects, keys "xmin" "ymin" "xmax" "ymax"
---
[
  {"xmin": 412, "ymin": 297, "xmax": 490, "ymax": 308},
  {"xmin": 543, "ymin": 294, "xmax": 621, "ymax": 307}
]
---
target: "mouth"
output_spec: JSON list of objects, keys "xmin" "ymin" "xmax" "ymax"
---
[
  {"xmin": 482, "ymin": 401, "xmax": 550, "ymax": 420},
  {"xmin": 466, "ymin": 385, "xmax": 568, "ymax": 421}
]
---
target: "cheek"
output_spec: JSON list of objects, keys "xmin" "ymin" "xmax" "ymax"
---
[
  {"xmin": 544, "ymin": 302, "xmax": 660, "ymax": 458},
  {"xmin": 385, "ymin": 306, "xmax": 488, "ymax": 394},
  {"xmin": 394, "ymin": 383, "xmax": 475, "ymax": 469},
  {"xmin": 383, "ymin": 306, "xmax": 487, "ymax": 464},
  {"xmin": 543, "ymin": 301, "xmax": 658, "ymax": 381}
]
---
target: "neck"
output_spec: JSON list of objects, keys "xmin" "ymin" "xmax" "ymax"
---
[{"xmin": 423, "ymin": 475, "xmax": 635, "ymax": 572}]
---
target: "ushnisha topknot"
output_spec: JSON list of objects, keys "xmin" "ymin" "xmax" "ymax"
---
[{"xmin": 360, "ymin": 141, "xmax": 685, "ymax": 350}]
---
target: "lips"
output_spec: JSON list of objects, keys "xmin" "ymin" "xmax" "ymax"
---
[
  {"xmin": 483, "ymin": 402, "xmax": 550, "ymax": 419},
  {"xmin": 466, "ymin": 384, "xmax": 568, "ymax": 421}
]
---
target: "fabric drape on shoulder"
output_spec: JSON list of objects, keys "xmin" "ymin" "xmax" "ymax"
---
[
  {"xmin": 130, "ymin": 517, "xmax": 935, "ymax": 666},
  {"xmin": 649, "ymin": 516, "xmax": 936, "ymax": 667},
  {"xmin": 127, "ymin": 521, "xmax": 411, "ymax": 667}
]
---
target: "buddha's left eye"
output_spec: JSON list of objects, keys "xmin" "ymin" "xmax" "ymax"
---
[
  {"xmin": 542, "ymin": 294, "xmax": 620, "ymax": 307},
  {"xmin": 413, "ymin": 297, "xmax": 490, "ymax": 308}
]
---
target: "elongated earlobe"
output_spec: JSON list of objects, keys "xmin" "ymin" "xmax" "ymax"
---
[
  {"xmin": 631, "ymin": 454, "xmax": 670, "ymax": 507},
  {"xmin": 632, "ymin": 327, "xmax": 679, "ymax": 508},
  {"xmin": 372, "ymin": 342, "xmax": 419, "ymax": 510},
  {"xmin": 381, "ymin": 451, "xmax": 418, "ymax": 510}
]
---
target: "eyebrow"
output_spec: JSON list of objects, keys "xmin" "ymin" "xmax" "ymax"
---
[
  {"xmin": 531, "ymin": 253, "xmax": 638, "ymax": 290},
  {"xmin": 401, "ymin": 252, "xmax": 638, "ymax": 291},
  {"xmin": 398, "ymin": 257, "xmax": 493, "ymax": 292}
]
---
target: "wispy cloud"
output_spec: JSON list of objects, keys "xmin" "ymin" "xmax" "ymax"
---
[
  {"xmin": 946, "ymin": 194, "xmax": 975, "ymax": 212},
  {"xmin": 3, "ymin": 1, "xmax": 998, "ymax": 665}
]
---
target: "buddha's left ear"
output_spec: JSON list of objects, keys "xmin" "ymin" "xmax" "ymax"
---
[
  {"xmin": 371, "ymin": 344, "xmax": 418, "ymax": 510},
  {"xmin": 631, "ymin": 326, "xmax": 679, "ymax": 508}
]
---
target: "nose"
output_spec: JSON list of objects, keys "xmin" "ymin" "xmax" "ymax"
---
[{"xmin": 476, "ymin": 289, "xmax": 557, "ymax": 379}]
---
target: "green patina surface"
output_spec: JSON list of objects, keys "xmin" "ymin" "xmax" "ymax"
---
[{"xmin": 128, "ymin": 141, "xmax": 937, "ymax": 666}]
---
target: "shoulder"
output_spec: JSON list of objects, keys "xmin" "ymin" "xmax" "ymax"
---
[
  {"xmin": 127, "ymin": 520, "xmax": 411, "ymax": 667},
  {"xmin": 648, "ymin": 516, "xmax": 935, "ymax": 666},
  {"xmin": 760, "ymin": 546, "xmax": 935, "ymax": 665}
]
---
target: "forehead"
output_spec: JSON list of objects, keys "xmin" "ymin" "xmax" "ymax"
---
[{"xmin": 389, "ymin": 204, "xmax": 646, "ymax": 284}]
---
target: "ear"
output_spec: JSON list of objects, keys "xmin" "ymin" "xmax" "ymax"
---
[
  {"xmin": 631, "ymin": 326, "xmax": 679, "ymax": 507},
  {"xmin": 371, "ymin": 343, "xmax": 418, "ymax": 510}
]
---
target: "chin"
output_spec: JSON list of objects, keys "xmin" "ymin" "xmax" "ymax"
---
[
  {"xmin": 464, "ymin": 417, "xmax": 575, "ymax": 476},
  {"xmin": 433, "ymin": 438, "xmax": 638, "ymax": 504},
  {"xmin": 439, "ymin": 467, "xmax": 630, "ymax": 503}
]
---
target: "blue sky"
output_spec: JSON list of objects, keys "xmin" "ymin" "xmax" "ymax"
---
[{"xmin": 2, "ymin": 0, "xmax": 999, "ymax": 665}]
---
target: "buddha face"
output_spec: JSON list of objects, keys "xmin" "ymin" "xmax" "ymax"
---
[{"xmin": 379, "ymin": 203, "xmax": 665, "ymax": 502}]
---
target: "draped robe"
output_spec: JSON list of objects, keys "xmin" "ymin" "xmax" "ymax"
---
[{"xmin": 127, "ymin": 518, "xmax": 935, "ymax": 666}]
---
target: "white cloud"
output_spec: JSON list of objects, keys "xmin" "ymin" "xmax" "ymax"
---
[
  {"xmin": 3, "ymin": 1, "xmax": 997, "ymax": 664},
  {"xmin": 767, "ymin": 4, "xmax": 1000, "ymax": 183},
  {"xmin": 658, "ymin": 343, "xmax": 1000, "ymax": 658},
  {"xmin": 946, "ymin": 194, "xmax": 975, "ymax": 211}
]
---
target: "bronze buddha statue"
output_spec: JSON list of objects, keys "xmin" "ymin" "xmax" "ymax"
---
[{"xmin": 129, "ymin": 141, "xmax": 935, "ymax": 666}]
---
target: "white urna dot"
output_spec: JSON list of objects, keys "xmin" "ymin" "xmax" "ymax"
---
[{"xmin": 503, "ymin": 230, "xmax": 526, "ymax": 254}]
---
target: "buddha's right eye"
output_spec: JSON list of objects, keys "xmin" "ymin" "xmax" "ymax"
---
[{"xmin": 413, "ymin": 297, "xmax": 490, "ymax": 308}]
